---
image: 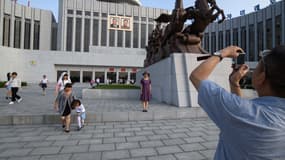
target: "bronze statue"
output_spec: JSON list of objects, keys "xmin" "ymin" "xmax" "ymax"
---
[{"xmin": 144, "ymin": 0, "xmax": 225, "ymax": 67}]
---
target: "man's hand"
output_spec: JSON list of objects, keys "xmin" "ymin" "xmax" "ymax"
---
[
  {"xmin": 220, "ymin": 46, "xmax": 244, "ymax": 58},
  {"xmin": 229, "ymin": 64, "xmax": 249, "ymax": 86}
]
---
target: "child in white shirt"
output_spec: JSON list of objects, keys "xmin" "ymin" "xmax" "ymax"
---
[
  {"xmin": 8, "ymin": 72, "xmax": 22, "ymax": 105},
  {"xmin": 40, "ymin": 75, "xmax": 48, "ymax": 96},
  {"xmin": 71, "ymin": 99, "xmax": 86, "ymax": 131}
]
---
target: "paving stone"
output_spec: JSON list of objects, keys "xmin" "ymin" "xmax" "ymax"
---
[
  {"xmin": 46, "ymin": 135, "xmax": 70, "ymax": 141},
  {"xmin": 8, "ymin": 156, "xmax": 40, "ymax": 160},
  {"xmin": 126, "ymin": 136, "xmax": 148, "ymax": 142},
  {"xmin": 0, "ymin": 148, "xmax": 33, "ymax": 157},
  {"xmin": 175, "ymin": 152, "xmax": 205, "ymax": 160},
  {"xmin": 40, "ymin": 154, "xmax": 72, "ymax": 160},
  {"xmin": 30, "ymin": 146, "xmax": 61, "ymax": 155},
  {"xmin": 168, "ymin": 133, "xmax": 189, "ymax": 139},
  {"xmin": 140, "ymin": 141, "xmax": 164, "ymax": 148},
  {"xmin": 201, "ymin": 141, "xmax": 218, "ymax": 149},
  {"xmin": 121, "ymin": 157, "xmax": 146, "ymax": 160},
  {"xmin": 70, "ymin": 152, "xmax": 101, "ymax": 160},
  {"xmin": 60, "ymin": 145, "xmax": 89, "ymax": 154},
  {"xmin": 135, "ymin": 131, "xmax": 154, "ymax": 136},
  {"xmin": 78, "ymin": 139, "xmax": 102, "ymax": 145},
  {"xmin": 52, "ymin": 140, "xmax": 78, "ymax": 146},
  {"xmin": 156, "ymin": 145, "xmax": 183, "ymax": 155},
  {"xmin": 148, "ymin": 155, "xmax": 177, "ymax": 160},
  {"xmin": 114, "ymin": 132, "xmax": 135, "ymax": 137},
  {"xmin": 116, "ymin": 142, "xmax": 140, "ymax": 150},
  {"xmin": 130, "ymin": 148, "xmax": 157, "ymax": 157},
  {"xmin": 199, "ymin": 149, "xmax": 216, "ymax": 159},
  {"xmin": 103, "ymin": 137, "xmax": 126, "ymax": 144},
  {"xmin": 102, "ymin": 150, "xmax": 130, "ymax": 160},
  {"xmin": 89, "ymin": 144, "xmax": 115, "ymax": 152},
  {"xmin": 147, "ymin": 135, "xmax": 169, "ymax": 140},
  {"xmin": 163, "ymin": 138, "xmax": 186, "ymax": 146},
  {"xmin": 180, "ymin": 143, "xmax": 206, "ymax": 152},
  {"xmin": 183, "ymin": 137, "xmax": 205, "ymax": 144},
  {"xmin": 24, "ymin": 141, "xmax": 53, "ymax": 148}
]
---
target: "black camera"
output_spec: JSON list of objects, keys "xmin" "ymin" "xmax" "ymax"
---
[{"xmin": 233, "ymin": 53, "xmax": 246, "ymax": 69}]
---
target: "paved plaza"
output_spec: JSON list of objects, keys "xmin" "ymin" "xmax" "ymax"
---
[
  {"xmin": 0, "ymin": 84, "xmax": 219, "ymax": 160},
  {"xmin": 0, "ymin": 119, "xmax": 218, "ymax": 160}
]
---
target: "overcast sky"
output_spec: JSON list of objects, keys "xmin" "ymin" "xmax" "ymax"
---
[{"xmin": 16, "ymin": 0, "xmax": 278, "ymax": 21}]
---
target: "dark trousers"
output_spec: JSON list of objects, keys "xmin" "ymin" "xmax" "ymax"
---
[{"xmin": 11, "ymin": 87, "xmax": 21, "ymax": 102}]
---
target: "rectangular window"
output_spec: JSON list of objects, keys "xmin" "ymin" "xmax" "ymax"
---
[
  {"xmin": 3, "ymin": 15, "xmax": 10, "ymax": 47},
  {"xmin": 117, "ymin": 30, "xmax": 123, "ymax": 47},
  {"xmin": 148, "ymin": 18, "xmax": 154, "ymax": 22},
  {"xmin": 257, "ymin": 22, "xmax": 263, "ymax": 53},
  {"xmin": 233, "ymin": 28, "xmax": 238, "ymax": 46},
  {"xmin": 134, "ymin": 16, "xmax": 139, "ymax": 21},
  {"xmin": 241, "ymin": 27, "xmax": 246, "ymax": 54},
  {"xmin": 24, "ymin": 19, "xmax": 31, "ymax": 49},
  {"xmin": 249, "ymin": 24, "xmax": 255, "ymax": 61},
  {"xmin": 67, "ymin": 10, "xmax": 74, "ymax": 15},
  {"xmin": 266, "ymin": 19, "xmax": 272, "ymax": 49},
  {"xmin": 204, "ymin": 33, "xmax": 209, "ymax": 52},
  {"xmin": 211, "ymin": 32, "xmax": 216, "ymax": 52},
  {"xmin": 33, "ymin": 21, "xmax": 40, "ymax": 50},
  {"xmin": 76, "ymin": 10, "xmax": 82, "ymax": 15},
  {"xmin": 93, "ymin": 19, "xmax": 99, "ymax": 46},
  {"xmin": 275, "ymin": 15, "xmax": 282, "ymax": 46},
  {"xmin": 84, "ymin": 19, "xmax": 90, "ymax": 52},
  {"xmin": 225, "ymin": 30, "xmax": 231, "ymax": 46},
  {"xmin": 141, "ymin": 17, "xmax": 147, "ymax": 21},
  {"xmin": 101, "ymin": 20, "xmax": 107, "ymax": 46},
  {"xmin": 218, "ymin": 31, "xmax": 223, "ymax": 50},
  {"xmin": 125, "ymin": 31, "xmax": 131, "ymax": 48},
  {"xmin": 93, "ymin": 12, "xmax": 99, "ymax": 17},
  {"xmin": 101, "ymin": 13, "xmax": 107, "ymax": 17},
  {"xmin": 133, "ymin": 23, "xmax": 139, "ymax": 48},
  {"xmin": 141, "ymin": 24, "xmax": 146, "ymax": 48},
  {"xmin": 14, "ymin": 17, "xmax": 21, "ymax": 48},
  {"xmin": 75, "ymin": 18, "xmax": 82, "ymax": 51},
  {"xmin": 109, "ymin": 30, "xmax": 115, "ymax": 47},
  {"xmin": 66, "ymin": 17, "xmax": 73, "ymax": 51},
  {"xmin": 51, "ymin": 24, "xmax": 57, "ymax": 50},
  {"xmin": 85, "ymin": 11, "xmax": 91, "ymax": 16}
]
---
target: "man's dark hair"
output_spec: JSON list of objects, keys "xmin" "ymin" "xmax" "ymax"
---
[
  {"xmin": 71, "ymin": 99, "xmax": 81, "ymax": 109},
  {"xmin": 64, "ymin": 83, "xmax": 72, "ymax": 89},
  {"xmin": 11, "ymin": 72, "xmax": 17, "ymax": 76},
  {"xmin": 263, "ymin": 45, "xmax": 285, "ymax": 97}
]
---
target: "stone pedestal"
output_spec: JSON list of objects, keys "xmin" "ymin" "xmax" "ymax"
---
[{"xmin": 136, "ymin": 53, "xmax": 232, "ymax": 107}]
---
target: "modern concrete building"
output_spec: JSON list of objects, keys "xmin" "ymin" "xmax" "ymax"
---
[
  {"xmin": 0, "ymin": 0, "xmax": 168, "ymax": 83},
  {"xmin": 0, "ymin": 0, "xmax": 57, "ymax": 50},
  {"xmin": 203, "ymin": 0, "xmax": 285, "ymax": 64}
]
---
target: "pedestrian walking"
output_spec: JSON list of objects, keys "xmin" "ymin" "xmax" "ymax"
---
[
  {"xmin": 54, "ymin": 83, "xmax": 75, "ymax": 133},
  {"xmin": 40, "ymin": 75, "xmax": 48, "ymax": 96},
  {"xmin": 7, "ymin": 72, "xmax": 22, "ymax": 105},
  {"xmin": 5, "ymin": 72, "xmax": 11, "ymax": 100},
  {"xmin": 55, "ymin": 72, "xmax": 71, "ymax": 95}
]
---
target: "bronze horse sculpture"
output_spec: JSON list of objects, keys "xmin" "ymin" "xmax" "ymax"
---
[{"xmin": 144, "ymin": 0, "xmax": 226, "ymax": 66}]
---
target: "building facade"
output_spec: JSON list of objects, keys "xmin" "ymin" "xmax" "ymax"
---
[
  {"xmin": 57, "ymin": 0, "xmax": 168, "ymax": 52},
  {"xmin": 203, "ymin": 0, "xmax": 285, "ymax": 63},
  {"xmin": 0, "ymin": 0, "xmax": 168, "ymax": 83},
  {"xmin": 0, "ymin": 0, "xmax": 57, "ymax": 50}
]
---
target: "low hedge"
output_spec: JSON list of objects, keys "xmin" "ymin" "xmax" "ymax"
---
[{"xmin": 93, "ymin": 84, "xmax": 140, "ymax": 90}]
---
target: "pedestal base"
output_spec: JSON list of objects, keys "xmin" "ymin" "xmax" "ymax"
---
[{"xmin": 137, "ymin": 53, "xmax": 232, "ymax": 107}]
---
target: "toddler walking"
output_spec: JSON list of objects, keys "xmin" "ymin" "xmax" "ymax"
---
[{"xmin": 72, "ymin": 99, "xmax": 86, "ymax": 131}]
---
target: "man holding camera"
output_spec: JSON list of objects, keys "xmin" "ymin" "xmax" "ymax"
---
[{"xmin": 190, "ymin": 45, "xmax": 285, "ymax": 160}]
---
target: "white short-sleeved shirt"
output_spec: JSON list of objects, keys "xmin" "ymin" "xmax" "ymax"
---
[
  {"xmin": 41, "ymin": 78, "xmax": 48, "ymax": 84},
  {"xmin": 76, "ymin": 104, "xmax": 86, "ymax": 113}
]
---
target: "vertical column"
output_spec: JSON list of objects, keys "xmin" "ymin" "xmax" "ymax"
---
[
  {"xmin": 254, "ymin": 14, "xmax": 258, "ymax": 61},
  {"xmin": 20, "ymin": 11, "xmax": 25, "ymax": 49},
  {"xmin": 90, "ymin": 0, "xmax": 94, "ymax": 48},
  {"xmin": 0, "ymin": 0, "xmax": 4, "ymax": 45},
  {"xmin": 10, "ymin": 2, "xmax": 15, "ymax": 48},
  {"xmin": 127, "ymin": 71, "xmax": 131, "ymax": 84},
  {"xmin": 263, "ymin": 10, "xmax": 267, "ymax": 50},
  {"xmin": 30, "ymin": 10, "xmax": 34, "ymax": 50},
  {"xmin": 80, "ymin": 70, "xmax": 83, "ymax": 83},
  {"xmin": 81, "ymin": 15, "xmax": 84, "ymax": 52},
  {"xmin": 238, "ymin": 27, "xmax": 241, "ymax": 47},
  {"xmin": 98, "ymin": 2, "xmax": 102, "ymax": 46},
  {"xmin": 116, "ymin": 70, "xmax": 119, "ymax": 84},
  {"xmin": 72, "ymin": 13, "xmax": 76, "ymax": 51},
  {"xmin": 104, "ymin": 70, "xmax": 108, "ymax": 84},
  {"xmin": 92, "ymin": 70, "xmax": 95, "ymax": 81},
  {"xmin": 272, "ymin": 7, "xmax": 276, "ymax": 48},
  {"xmin": 245, "ymin": 16, "xmax": 250, "ymax": 60}
]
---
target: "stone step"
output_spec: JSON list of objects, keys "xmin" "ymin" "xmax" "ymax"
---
[{"xmin": 0, "ymin": 107, "xmax": 207, "ymax": 125}]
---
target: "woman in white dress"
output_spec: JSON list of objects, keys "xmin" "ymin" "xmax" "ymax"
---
[{"xmin": 55, "ymin": 72, "xmax": 72, "ymax": 95}]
